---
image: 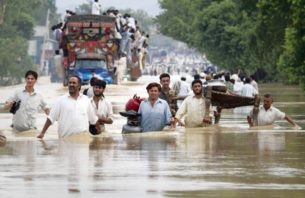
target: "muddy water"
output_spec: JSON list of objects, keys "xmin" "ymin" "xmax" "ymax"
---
[{"xmin": 0, "ymin": 77, "xmax": 305, "ymax": 198}]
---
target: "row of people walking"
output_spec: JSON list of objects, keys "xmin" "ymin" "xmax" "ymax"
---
[{"xmin": 3, "ymin": 71, "xmax": 300, "ymax": 140}]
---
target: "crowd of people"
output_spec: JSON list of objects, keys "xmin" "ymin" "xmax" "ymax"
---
[
  {"xmin": 97, "ymin": 5, "xmax": 150, "ymax": 67},
  {"xmin": 2, "ymin": 69, "xmax": 300, "ymax": 140}
]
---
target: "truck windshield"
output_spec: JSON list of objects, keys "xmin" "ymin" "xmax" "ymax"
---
[{"xmin": 75, "ymin": 60, "xmax": 107, "ymax": 69}]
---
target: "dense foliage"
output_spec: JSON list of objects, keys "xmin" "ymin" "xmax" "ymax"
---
[
  {"xmin": 0, "ymin": 0, "xmax": 57, "ymax": 85},
  {"xmin": 157, "ymin": 0, "xmax": 305, "ymax": 88}
]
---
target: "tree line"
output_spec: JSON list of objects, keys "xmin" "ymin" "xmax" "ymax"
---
[
  {"xmin": 0, "ymin": 0, "xmax": 57, "ymax": 85},
  {"xmin": 156, "ymin": 0, "xmax": 305, "ymax": 89}
]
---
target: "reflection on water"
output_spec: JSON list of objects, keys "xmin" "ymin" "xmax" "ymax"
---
[
  {"xmin": 1, "ymin": 82, "xmax": 305, "ymax": 197},
  {"xmin": 2, "ymin": 130, "xmax": 304, "ymax": 197}
]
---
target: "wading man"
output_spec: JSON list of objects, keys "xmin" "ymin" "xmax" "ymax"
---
[
  {"xmin": 37, "ymin": 76, "xmax": 100, "ymax": 139},
  {"xmin": 4, "ymin": 70, "xmax": 49, "ymax": 132},
  {"xmin": 247, "ymin": 93, "xmax": 301, "ymax": 129},
  {"xmin": 90, "ymin": 79, "xmax": 113, "ymax": 134},
  {"xmin": 175, "ymin": 79, "xmax": 213, "ymax": 128},
  {"xmin": 159, "ymin": 73, "xmax": 178, "ymax": 116},
  {"xmin": 138, "ymin": 82, "xmax": 174, "ymax": 132}
]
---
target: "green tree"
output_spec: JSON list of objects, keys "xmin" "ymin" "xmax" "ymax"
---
[
  {"xmin": 0, "ymin": 37, "xmax": 35, "ymax": 85},
  {"xmin": 0, "ymin": 0, "xmax": 58, "ymax": 85},
  {"xmin": 156, "ymin": 0, "xmax": 305, "ymax": 88},
  {"xmin": 277, "ymin": 0, "xmax": 305, "ymax": 89}
]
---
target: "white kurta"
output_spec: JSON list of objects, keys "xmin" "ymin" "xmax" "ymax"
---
[
  {"xmin": 90, "ymin": 97, "xmax": 113, "ymax": 131},
  {"xmin": 175, "ymin": 95, "xmax": 213, "ymax": 127},
  {"xmin": 48, "ymin": 94, "xmax": 98, "ymax": 137}
]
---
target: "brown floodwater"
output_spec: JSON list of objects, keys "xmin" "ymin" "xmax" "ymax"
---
[{"xmin": 0, "ymin": 77, "xmax": 305, "ymax": 198}]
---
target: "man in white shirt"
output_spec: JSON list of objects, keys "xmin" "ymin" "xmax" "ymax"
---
[
  {"xmin": 91, "ymin": 0, "xmax": 101, "ymax": 15},
  {"xmin": 125, "ymin": 14, "xmax": 136, "ymax": 31},
  {"xmin": 173, "ymin": 76, "xmax": 190, "ymax": 107},
  {"xmin": 37, "ymin": 76, "xmax": 100, "ymax": 139},
  {"xmin": 240, "ymin": 77, "xmax": 258, "ymax": 97},
  {"xmin": 231, "ymin": 74, "xmax": 243, "ymax": 95},
  {"xmin": 234, "ymin": 77, "xmax": 258, "ymax": 115},
  {"xmin": 250, "ymin": 74, "xmax": 259, "ymax": 93},
  {"xmin": 247, "ymin": 93, "xmax": 300, "ymax": 129},
  {"xmin": 4, "ymin": 70, "xmax": 49, "ymax": 132},
  {"xmin": 175, "ymin": 79, "xmax": 213, "ymax": 128},
  {"xmin": 90, "ymin": 79, "xmax": 113, "ymax": 133}
]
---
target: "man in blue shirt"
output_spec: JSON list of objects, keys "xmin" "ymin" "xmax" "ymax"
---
[{"xmin": 138, "ymin": 82, "xmax": 174, "ymax": 132}]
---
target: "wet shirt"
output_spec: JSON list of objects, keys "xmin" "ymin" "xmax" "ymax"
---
[
  {"xmin": 138, "ymin": 98, "xmax": 172, "ymax": 132},
  {"xmin": 8, "ymin": 89, "xmax": 48, "ymax": 131},
  {"xmin": 48, "ymin": 94, "xmax": 97, "ymax": 137},
  {"xmin": 90, "ymin": 97, "xmax": 113, "ymax": 131},
  {"xmin": 175, "ymin": 95, "xmax": 213, "ymax": 128},
  {"xmin": 250, "ymin": 106, "xmax": 285, "ymax": 126}
]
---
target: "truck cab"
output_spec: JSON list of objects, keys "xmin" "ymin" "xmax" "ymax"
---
[{"xmin": 74, "ymin": 59, "xmax": 112, "ymax": 84}]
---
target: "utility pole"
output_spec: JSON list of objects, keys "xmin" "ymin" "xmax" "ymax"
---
[
  {"xmin": 40, "ymin": 8, "xmax": 50, "ymax": 75},
  {"xmin": 0, "ymin": 0, "xmax": 7, "ymax": 25}
]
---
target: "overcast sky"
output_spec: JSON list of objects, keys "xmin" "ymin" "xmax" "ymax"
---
[{"xmin": 56, "ymin": 0, "xmax": 161, "ymax": 16}]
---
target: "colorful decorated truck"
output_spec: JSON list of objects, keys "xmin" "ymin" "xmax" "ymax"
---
[{"xmin": 53, "ymin": 14, "xmax": 141, "ymax": 85}]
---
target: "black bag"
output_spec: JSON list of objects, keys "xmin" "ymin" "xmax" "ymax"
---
[
  {"xmin": 9, "ymin": 101, "xmax": 21, "ymax": 114},
  {"xmin": 89, "ymin": 124, "xmax": 99, "ymax": 135}
]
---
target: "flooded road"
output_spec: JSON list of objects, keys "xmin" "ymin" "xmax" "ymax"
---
[{"xmin": 1, "ymin": 76, "xmax": 305, "ymax": 197}]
